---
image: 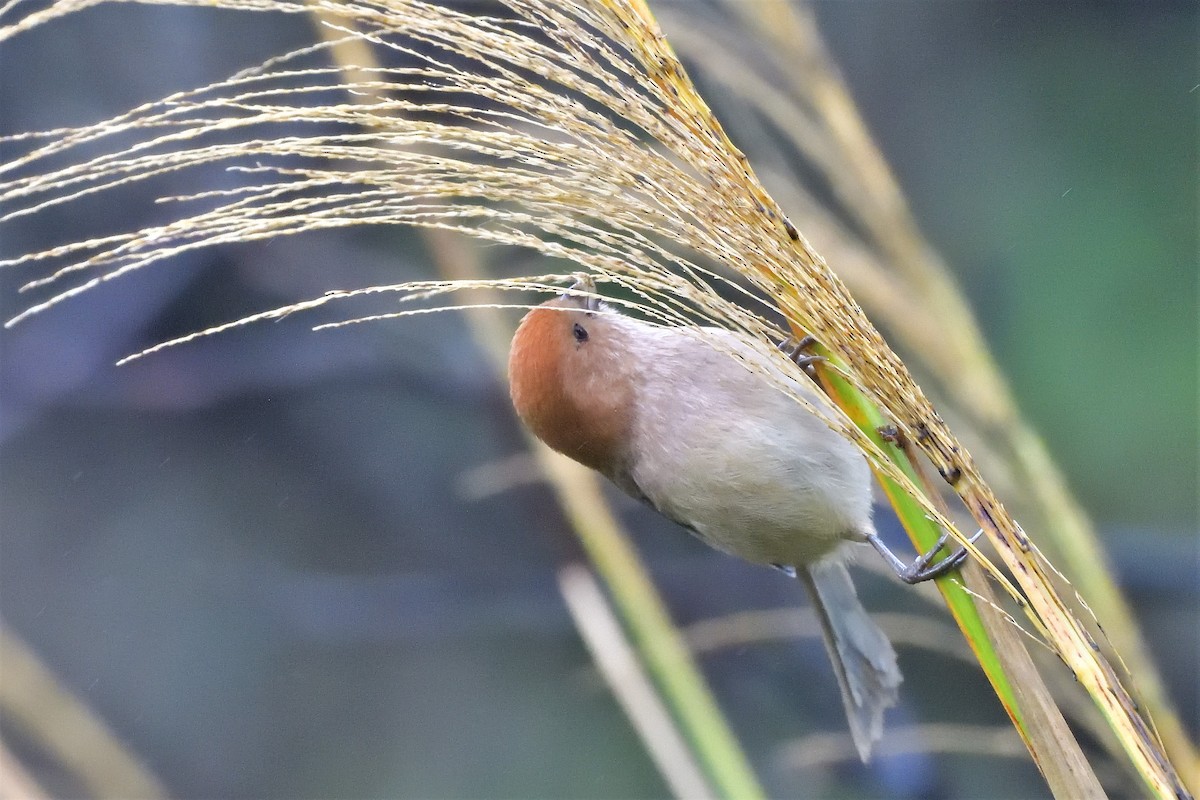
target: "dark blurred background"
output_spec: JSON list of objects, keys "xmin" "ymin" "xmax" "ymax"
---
[{"xmin": 1, "ymin": 2, "xmax": 1196, "ymax": 798}]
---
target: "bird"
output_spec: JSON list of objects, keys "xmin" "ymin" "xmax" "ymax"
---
[{"xmin": 507, "ymin": 279, "xmax": 969, "ymax": 762}]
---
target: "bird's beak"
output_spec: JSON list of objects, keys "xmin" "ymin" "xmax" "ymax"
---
[{"xmin": 565, "ymin": 273, "xmax": 601, "ymax": 311}]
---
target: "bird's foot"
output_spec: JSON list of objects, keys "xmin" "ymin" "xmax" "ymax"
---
[
  {"xmin": 867, "ymin": 528, "xmax": 983, "ymax": 584},
  {"xmin": 780, "ymin": 334, "xmax": 824, "ymax": 375}
]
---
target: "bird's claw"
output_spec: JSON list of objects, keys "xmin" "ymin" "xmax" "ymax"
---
[
  {"xmin": 780, "ymin": 334, "xmax": 824, "ymax": 374},
  {"xmin": 869, "ymin": 528, "xmax": 982, "ymax": 585}
]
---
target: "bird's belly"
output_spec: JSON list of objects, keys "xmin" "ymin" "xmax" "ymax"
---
[
  {"xmin": 630, "ymin": 428, "xmax": 865, "ymax": 566},
  {"xmin": 667, "ymin": 481, "xmax": 850, "ymax": 566}
]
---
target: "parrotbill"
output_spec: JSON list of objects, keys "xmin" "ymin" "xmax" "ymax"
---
[{"xmin": 508, "ymin": 282, "xmax": 966, "ymax": 761}]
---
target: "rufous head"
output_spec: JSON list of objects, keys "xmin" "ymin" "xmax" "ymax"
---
[{"xmin": 508, "ymin": 287, "xmax": 637, "ymax": 477}]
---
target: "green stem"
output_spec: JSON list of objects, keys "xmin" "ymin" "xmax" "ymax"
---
[
  {"xmin": 817, "ymin": 367, "xmax": 1025, "ymax": 731},
  {"xmin": 539, "ymin": 452, "xmax": 767, "ymax": 800}
]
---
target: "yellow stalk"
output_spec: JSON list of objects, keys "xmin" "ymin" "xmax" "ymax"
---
[{"xmin": 707, "ymin": 3, "xmax": 1196, "ymax": 787}]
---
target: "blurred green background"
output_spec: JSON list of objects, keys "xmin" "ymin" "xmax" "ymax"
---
[{"xmin": 1, "ymin": 2, "xmax": 1195, "ymax": 798}]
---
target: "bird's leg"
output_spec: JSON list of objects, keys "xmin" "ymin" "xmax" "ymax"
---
[
  {"xmin": 867, "ymin": 529, "xmax": 983, "ymax": 584},
  {"xmin": 780, "ymin": 334, "xmax": 824, "ymax": 375}
]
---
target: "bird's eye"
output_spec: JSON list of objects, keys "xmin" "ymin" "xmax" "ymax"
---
[{"xmin": 572, "ymin": 323, "xmax": 589, "ymax": 343}]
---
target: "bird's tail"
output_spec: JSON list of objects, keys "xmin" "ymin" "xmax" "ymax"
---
[{"xmin": 797, "ymin": 558, "xmax": 902, "ymax": 762}]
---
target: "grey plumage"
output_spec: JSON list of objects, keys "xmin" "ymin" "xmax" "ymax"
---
[{"xmin": 798, "ymin": 559, "xmax": 902, "ymax": 762}]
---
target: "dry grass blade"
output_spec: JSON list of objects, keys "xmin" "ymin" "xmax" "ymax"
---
[
  {"xmin": 0, "ymin": 739, "xmax": 51, "ymax": 800},
  {"xmin": 0, "ymin": 1, "xmax": 1188, "ymax": 797},
  {"xmin": 0, "ymin": 627, "xmax": 166, "ymax": 799},
  {"xmin": 779, "ymin": 723, "xmax": 1035, "ymax": 772},
  {"xmin": 684, "ymin": 608, "xmax": 973, "ymax": 664},
  {"xmin": 557, "ymin": 564, "xmax": 717, "ymax": 800}
]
